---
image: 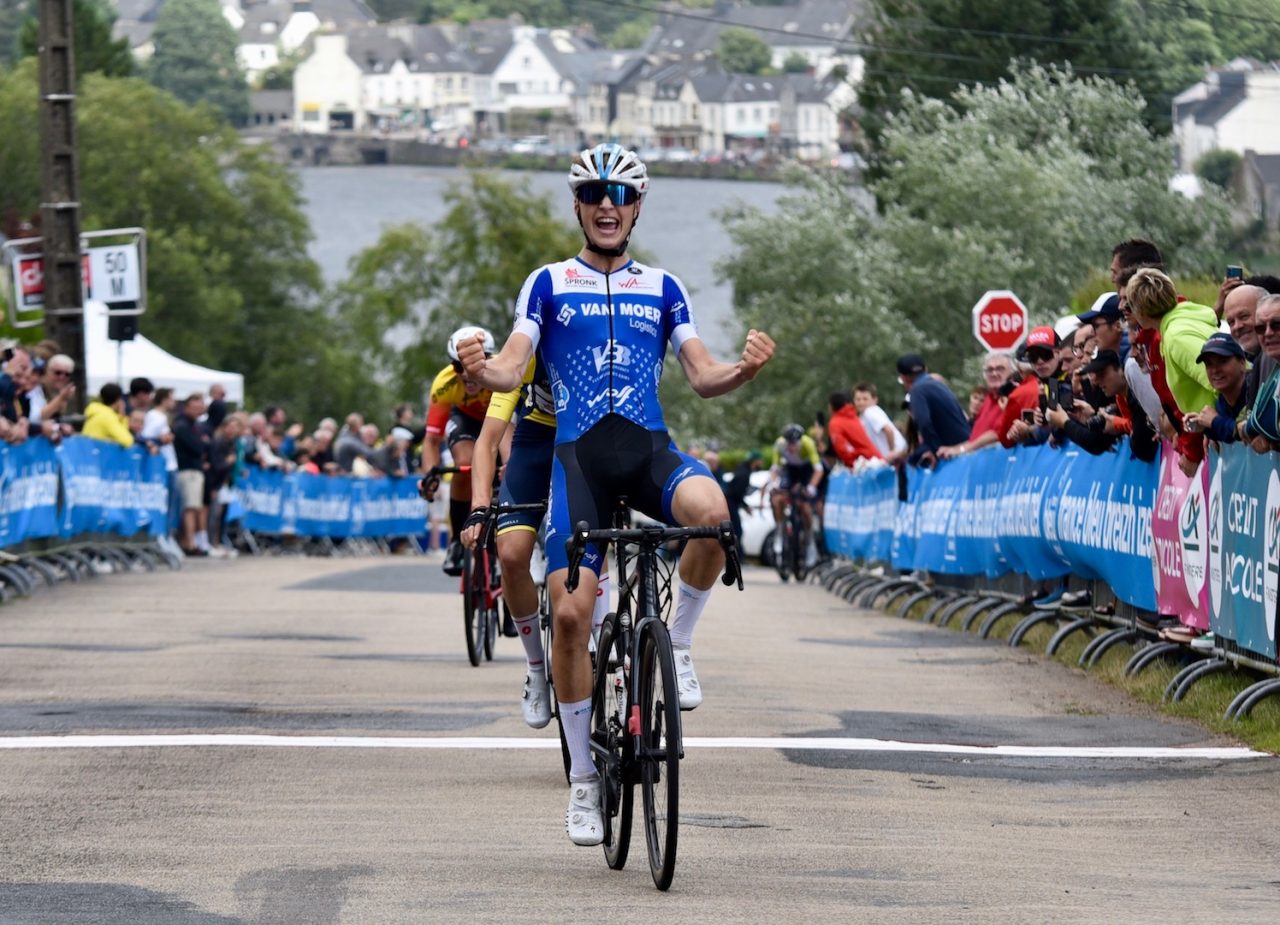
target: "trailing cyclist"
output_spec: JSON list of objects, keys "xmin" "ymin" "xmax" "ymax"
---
[
  {"xmin": 767, "ymin": 423, "xmax": 823, "ymax": 568},
  {"xmin": 456, "ymin": 143, "xmax": 774, "ymax": 847},
  {"xmin": 421, "ymin": 326, "xmax": 497, "ymax": 577}
]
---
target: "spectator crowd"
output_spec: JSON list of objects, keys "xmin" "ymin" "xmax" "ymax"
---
[
  {"xmin": 0, "ymin": 341, "xmax": 443, "ymax": 558},
  {"xmin": 785, "ymin": 237, "xmax": 1280, "ymax": 647}
]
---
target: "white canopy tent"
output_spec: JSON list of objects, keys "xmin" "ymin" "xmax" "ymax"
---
[{"xmin": 83, "ymin": 300, "xmax": 244, "ymax": 404}]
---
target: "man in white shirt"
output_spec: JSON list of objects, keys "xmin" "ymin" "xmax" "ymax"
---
[
  {"xmin": 853, "ymin": 382, "xmax": 905, "ymax": 463},
  {"xmin": 141, "ymin": 388, "xmax": 178, "ymax": 472}
]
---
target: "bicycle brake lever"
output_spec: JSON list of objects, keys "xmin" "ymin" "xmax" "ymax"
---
[
  {"xmin": 563, "ymin": 521, "xmax": 591, "ymax": 593},
  {"xmin": 718, "ymin": 521, "xmax": 744, "ymax": 590}
]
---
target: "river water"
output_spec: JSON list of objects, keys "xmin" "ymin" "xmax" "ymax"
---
[{"xmin": 296, "ymin": 165, "xmax": 787, "ymax": 353}]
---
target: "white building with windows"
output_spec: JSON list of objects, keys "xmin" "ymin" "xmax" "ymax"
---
[
  {"xmin": 1173, "ymin": 60, "xmax": 1280, "ymax": 170},
  {"xmin": 293, "ymin": 25, "xmax": 472, "ymax": 134}
]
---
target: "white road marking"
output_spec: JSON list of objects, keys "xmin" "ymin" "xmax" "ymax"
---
[{"xmin": 0, "ymin": 734, "xmax": 1266, "ymax": 760}]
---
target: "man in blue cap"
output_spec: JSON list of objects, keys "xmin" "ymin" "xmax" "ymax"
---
[{"xmin": 1184, "ymin": 333, "xmax": 1248, "ymax": 446}]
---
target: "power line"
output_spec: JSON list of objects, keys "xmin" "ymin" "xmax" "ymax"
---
[{"xmin": 586, "ymin": 0, "xmax": 1167, "ymax": 74}]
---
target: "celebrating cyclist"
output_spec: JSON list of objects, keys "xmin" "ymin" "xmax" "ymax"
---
[
  {"xmin": 767, "ymin": 423, "xmax": 823, "ymax": 566},
  {"xmin": 462, "ymin": 352, "xmax": 614, "ymax": 730},
  {"xmin": 421, "ymin": 326, "xmax": 497, "ymax": 576},
  {"xmin": 457, "ymin": 143, "xmax": 774, "ymax": 847}
]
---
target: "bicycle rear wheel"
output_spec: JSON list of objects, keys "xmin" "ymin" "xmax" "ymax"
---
[
  {"xmin": 591, "ymin": 612, "xmax": 633, "ymax": 871},
  {"xmin": 463, "ymin": 548, "xmax": 484, "ymax": 667},
  {"xmin": 637, "ymin": 618, "xmax": 681, "ymax": 890}
]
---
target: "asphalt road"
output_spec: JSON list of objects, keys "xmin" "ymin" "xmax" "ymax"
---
[{"xmin": 0, "ymin": 555, "xmax": 1277, "ymax": 924}]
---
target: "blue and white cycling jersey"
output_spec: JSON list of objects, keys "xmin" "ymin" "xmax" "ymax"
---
[{"xmin": 512, "ymin": 257, "xmax": 700, "ymax": 444}]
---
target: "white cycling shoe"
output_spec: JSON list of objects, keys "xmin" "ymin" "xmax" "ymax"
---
[
  {"xmin": 673, "ymin": 647, "xmax": 702, "ymax": 711},
  {"xmin": 522, "ymin": 671, "xmax": 552, "ymax": 729},
  {"xmin": 565, "ymin": 778, "xmax": 604, "ymax": 846}
]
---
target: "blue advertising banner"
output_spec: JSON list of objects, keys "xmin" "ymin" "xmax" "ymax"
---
[
  {"xmin": 824, "ymin": 439, "xmax": 1158, "ymax": 609},
  {"xmin": 1208, "ymin": 444, "xmax": 1278, "ymax": 660},
  {"xmin": 238, "ymin": 467, "xmax": 288, "ymax": 535},
  {"xmin": 824, "ymin": 465, "xmax": 895, "ymax": 562},
  {"xmin": 59, "ymin": 437, "xmax": 168, "ymax": 539},
  {"xmin": 0, "ymin": 439, "xmax": 62, "ymax": 546},
  {"xmin": 1042, "ymin": 444, "xmax": 1158, "ymax": 612},
  {"xmin": 235, "ymin": 469, "xmax": 426, "ymax": 540}
]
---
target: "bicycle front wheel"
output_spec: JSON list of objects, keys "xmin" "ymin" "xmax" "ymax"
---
[
  {"xmin": 638, "ymin": 618, "xmax": 681, "ymax": 891},
  {"xmin": 543, "ymin": 591, "xmax": 571, "ymax": 783},
  {"xmin": 591, "ymin": 612, "xmax": 633, "ymax": 871},
  {"xmin": 775, "ymin": 521, "xmax": 792, "ymax": 583},
  {"xmin": 463, "ymin": 549, "xmax": 484, "ymax": 667}
]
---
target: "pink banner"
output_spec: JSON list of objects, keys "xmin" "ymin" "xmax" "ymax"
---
[{"xmin": 1151, "ymin": 442, "xmax": 1210, "ymax": 629}]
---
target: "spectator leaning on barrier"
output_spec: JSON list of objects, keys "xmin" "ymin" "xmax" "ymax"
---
[
  {"xmin": 1127, "ymin": 267, "xmax": 1217, "ymax": 474},
  {"xmin": 36, "ymin": 354, "xmax": 76, "ymax": 435},
  {"xmin": 335, "ymin": 413, "xmax": 374, "ymax": 473},
  {"xmin": 312, "ymin": 427, "xmax": 336, "ymax": 473},
  {"xmin": 1184, "ymin": 333, "xmax": 1248, "ymax": 448},
  {"xmin": 853, "ymin": 383, "xmax": 906, "ymax": 462},
  {"xmin": 826, "ymin": 390, "xmax": 882, "ymax": 467},
  {"xmin": 1224, "ymin": 285, "xmax": 1271, "ymax": 407},
  {"xmin": 82, "ymin": 383, "xmax": 134, "ymax": 448},
  {"xmin": 0, "ymin": 347, "xmax": 36, "ymax": 444},
  {"xmin": 173, "ymin": 393, "xmax": 210, "ymax": 557},
  {"xmin": 941, "ymin": 353, "xmax": 1014, "ymax": 460},
  {"xmin": 1242, "ymin": 295, "xmax": 1280, "ymax": 453},
  {"xmin": 1001, "ymin": 327, "xmax": 1059, "ymax": 448},
  {"xmin": 896, "ymin": 354, "xmax": 969, "ymax": 468}
]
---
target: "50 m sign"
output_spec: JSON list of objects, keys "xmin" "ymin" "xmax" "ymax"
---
[{"xmin": 9, "ymin": 243, "xmax": 141, "ymax": 310}]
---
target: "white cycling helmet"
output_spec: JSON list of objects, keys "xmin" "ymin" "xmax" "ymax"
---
[
  {"xmin": 447, "ymin": 325, "xmax": 495, "ymax": 362},
  {"xmin": 568, "ymin": 143, "xmax": 649, "ymax": 197}
]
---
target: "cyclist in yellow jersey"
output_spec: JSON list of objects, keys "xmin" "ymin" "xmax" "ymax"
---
[
  {"xmin": 767, "ymin": 423, "xmax": 823, "ymax": 552},
  {"xmin": 422, "ymin": 326, "xmax": 497, "ymax": 575},
  {"xmin": 464, "ymin": 354, "xmax": 614, "ymax": 728}
]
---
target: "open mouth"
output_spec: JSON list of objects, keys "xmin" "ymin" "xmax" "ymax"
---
[{"xmin": 594, "ymin": 216, "xmax": 620, "ymax": 234}]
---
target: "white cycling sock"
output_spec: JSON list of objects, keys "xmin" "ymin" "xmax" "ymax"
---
[
  {"xmin": 512, "ymin": 612, "xmax": 545, "ymax": 670},
  {"xmin": 195, "ymin": 530, "xmax": 210, "ymax": 551},
  {"xmin": 592, "ymin": 571, "xmax": 611, "ymax": 633},
  {"xmin": 669, "ymin": 582, "xmax": 711, "ymax": 650},
  {"xmin": 562, "ymin": 697, "xmax": 596, "ymax": 781}
]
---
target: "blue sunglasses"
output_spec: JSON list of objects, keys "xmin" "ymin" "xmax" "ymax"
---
[{"xmin": 574, "ymin": 182, "xmax": 640, "ymax": 206}]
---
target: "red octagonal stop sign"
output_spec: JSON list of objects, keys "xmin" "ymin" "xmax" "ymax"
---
[{"xmin": 971, "ymin": 290, "xmax": 1029, "ymax": 353}]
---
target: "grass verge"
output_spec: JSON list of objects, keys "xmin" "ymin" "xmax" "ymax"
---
[{"xmin": 891, "ymin": 591, "xmax": 1280, "ymax": 753}]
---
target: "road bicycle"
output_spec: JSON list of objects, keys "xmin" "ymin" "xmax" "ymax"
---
[
  {"xmin": 772, "ymin": 484, "xmax": 814, "ymax": 583},
  {"xmin": 461, "ymin": 500, "xmax": 548, "ymax": 667},
  {"xmin": 566, "ymin": 517, "xmax": 743, "ymax": 891},
  {"xmin": 422, "ymin": 466, "xmax": 545, "ymax": 667}
]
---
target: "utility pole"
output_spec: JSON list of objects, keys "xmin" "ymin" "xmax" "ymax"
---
[{"xmin": 37, "ymin": 0, "xmax": 87, "ymax": 406}]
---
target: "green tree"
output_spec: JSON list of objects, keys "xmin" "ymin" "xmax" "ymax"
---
[
  {"xmin": 255, "ymin": 48, "xmax": 302, "ymax": 91},
  {"xmin": 148, "ymin": 0, "xmax": 247, "ymax": 124},
  {"xmin": 1, "ymin": 0, "xmax": 27, "ymax": 68},
  {"xmin": 0, "ymin": 61, "xmax": 341, "ymax": 420},
  {"xmin": 782, "ymin": 51, "xmax": 809, "ymax": 74},
  {"xmin": 717, "ymin": 26, "xmax": 771, "ymax": 75},
  {"xmin": 606, "ymin": 19, "xmax": 654, "ymax": 50},
  {"xmin": 855, "ymin": 0, "xmax": 1162, "ymax": 157},
  {"xmin": 328, "ymin": 172, "xmax": 584, "ymax": 403},
  {"xmin": 710, "ymin": 65, "xmax": 1232, "ymax": 443},
  {"xmin": 16, "ymin": 0, "xmax": 133, "ymax": 80},
  {"xmin": 1195, "ymin": 149, "xmax": 1241, "ymax": 191}
]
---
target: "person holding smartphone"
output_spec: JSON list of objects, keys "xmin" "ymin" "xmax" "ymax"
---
[{"xmin": 999, "ymin": 326, "xmax": 1061, "ymax": 447}]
